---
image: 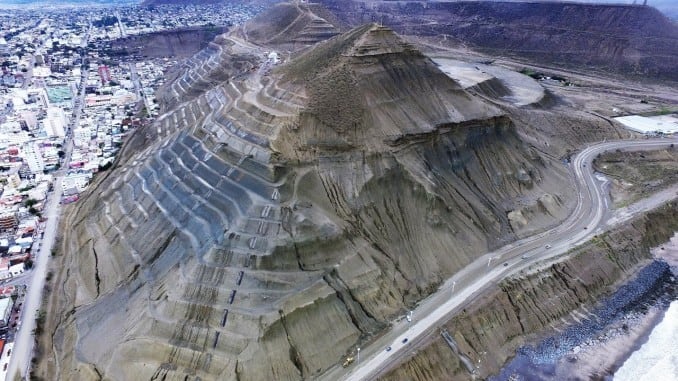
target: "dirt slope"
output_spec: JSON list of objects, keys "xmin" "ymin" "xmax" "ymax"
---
[
  {"xmin": 240, "ymin": 2, "xmax": 341, "ymax": 49},
  {"xmin": 318, "ymin": 1, "xmax": 678, "ymax": 81},
  {"xmin": 38, "ymin": 23, "xmax": 614, "ymax": 381},
  {"xmin": 382, "ymin": 202, "xmax": 678, "ymax": 381}
]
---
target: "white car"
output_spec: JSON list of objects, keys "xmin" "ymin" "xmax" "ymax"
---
[{"xmin": 545, "ymin": 244, "xmax": 551, "ymax": 249}]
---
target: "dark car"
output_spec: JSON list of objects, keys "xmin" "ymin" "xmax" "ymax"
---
[
  {"xmin": 402, "ymin": 338, "xmax": 408, "ymax": 344},
  {"xmin": 386, "ymin": 346, "xmax": 392, "ymax": 352},
  {"xmin": 503, "ymin": 262, "xmax": 509, "ymax": 267}
]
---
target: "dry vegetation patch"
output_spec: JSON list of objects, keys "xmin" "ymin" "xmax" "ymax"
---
[{"xmin": 594, "ymin": 146, "xmax": 678, "ymax": 207}]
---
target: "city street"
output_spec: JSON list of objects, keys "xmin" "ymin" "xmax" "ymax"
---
[
  {"xmin": 5, "ymin": 176, "xmax": 63, "ymax": 381},
  {"xmin": 5, "ymin": 50, "xmax": 87, "ymax": 381}
]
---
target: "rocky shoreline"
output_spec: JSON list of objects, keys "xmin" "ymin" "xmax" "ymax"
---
[
  {"xmin": 381, "ymin": 203, "xmax": 678, "ymax": 381},
  {"xmin": 490, "ymin": 256, "xmax": 678, "ymax": 380}
]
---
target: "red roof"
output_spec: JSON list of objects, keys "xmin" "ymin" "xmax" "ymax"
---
[{"xmin": 0, "ymin": 286, "xmax": 15, "ymax": 298}]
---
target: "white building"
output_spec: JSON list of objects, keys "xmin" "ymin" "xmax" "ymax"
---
[
  {"xmin": 22, "ymin": 142, "xmax": 45, "ymax": 174},
  {"xmin": 73, "ymin": 126, "xmax": 92, "ymax": 147},
  {"xmin": 44, "ymin": 106, "xmax": 67, "ymax": 137},
  {"xmin": 0, "ymin": 297, "xmax": 12, "ymax": 328},
  {"xmin": 62, "ymin": 172, "xmax": 91, "ymax": 192},
  {"xmin": 0, "ymin": 263, "xmax": 24, "ymax": 282},
  {"xmin": 0, "ymin": 37, "xmax": 8, "ymax": 56},
  {"xmin": 0, "ymin": 131, "xmax": 30, "ymax": 147}
]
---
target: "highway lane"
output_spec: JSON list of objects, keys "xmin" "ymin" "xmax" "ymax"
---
[{"xmin": 319, "ymin": 137, "xmax": 678, "ymax": 381}]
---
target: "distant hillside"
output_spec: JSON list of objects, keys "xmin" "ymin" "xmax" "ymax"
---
[
  {"xmin": 489, "ymin": 0, "xmax": 678, "ymax": 20},
  {"xmin": 141, "ymin": 0, "xmax": 273, "ymax": 6},
  {"xmin": 141, "ymin": 0, "xmax": 218, "ymax": 5},
  {"xmin": 109, "ymin": 26, "xmax": 227, "ymax": 59},
  {"xmin": 318, "ymin": 1, "xmax": 678, "ymax": 81},
  {"xmin": 240, "ymin": 2, "xmax": 342, "ymax": 49}
]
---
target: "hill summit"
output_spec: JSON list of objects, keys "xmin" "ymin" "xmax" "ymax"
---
[
  {"xmin": 242, "ymin": 1, "xmax": 341, "ymax": 48},
  {"xmin": 40, "ymin": 21, "xmax": 577, "ymax": 381},
  {"xmin": 273, "ymin": 24, "xmax": 501, "ymax": 156}
]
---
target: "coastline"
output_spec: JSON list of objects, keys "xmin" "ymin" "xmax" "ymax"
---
[
  {"xmin": 614, "ymin": 300, "xmax": 678, "ymax": 380},
  {"xmin": 552, "ymin": 304, "xmax": 668, "ymax": 380},
  {"xmin": 553, "ymin": 232, "xmax": 678, "ymax": 381}
]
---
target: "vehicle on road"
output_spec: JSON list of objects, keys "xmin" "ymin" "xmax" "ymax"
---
[
  {"xmin": 545, "ymin": 244, "xmax": 551, "ymax": 249},
  {"xmin": 521, "ymin": 255, "xmax": 528, "ymax": 259},
  {"xmin": 342, "ymin": 356, "xmax": 355, "ymax": 368},
  {"xmin": 386, "ymin": 346, "xmax": 392, "ymax": 352},
  {"xmin": 402, "ymin": 338, "xmax": 408, "ymax": 344},
  {"xmin": 503, "ymin": 262, "xmax": 509, "ymax": 267}
]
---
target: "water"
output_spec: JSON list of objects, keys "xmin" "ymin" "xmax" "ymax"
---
[
  {"xmin": 614, "ymin": 300, "xmax": 678, "ymax": 381},
  {"xmin": 490, "ymin": 260, "xmax": 675, "ymax": 381}
]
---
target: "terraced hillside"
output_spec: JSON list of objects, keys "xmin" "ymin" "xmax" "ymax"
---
[
  {"xmin": 238, "ymin": 2, "xmax": 342, "ymax": 50},
  {"xmin": 43, "ymin": 24, "xmax": 578, "ymax": 381}
]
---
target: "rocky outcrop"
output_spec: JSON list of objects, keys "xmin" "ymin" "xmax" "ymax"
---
[
  {"xmin": 381, "ymin": 202, "xmax": 678, "ymax": 381},
  {"xmin": 109, "ymin": 27, "xmax": 228, "ymax": 60},
  {"xmin": 318, "ymin": 0, "xmax": 678, "ymax": 81},
  {"xmin": 239, "ymin": 2, "xmax": 341, "ymax": 50},
  {"xmin": 40, "ymin": 24, "xmax": 591, "ymax": 381}
]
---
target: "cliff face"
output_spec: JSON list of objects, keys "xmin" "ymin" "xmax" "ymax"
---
[
  {"xmin": 318, "ymin": 0, "xmax": 678, "ymax": 81},
  {"xmin": 37, "ymin": 23, "xmax": 585, "ymax": 381},
  {"xmin": 381, "ymin": 202, "xmax": 678, "ymax": 381},
  {"xmin": 238, "ymin": 2, "xmax": 341, "ymax": 49},
  {"xmin": 109, "ymin": 27, "xmax": 228, "ymax": 60}
]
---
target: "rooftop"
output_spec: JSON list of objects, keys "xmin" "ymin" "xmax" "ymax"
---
[{"xmin": 614, "ymin": 114, "xmax": 678, "ymax": 134}]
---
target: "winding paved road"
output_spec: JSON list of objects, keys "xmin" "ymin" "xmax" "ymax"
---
[{"xmin": 319, "ymin": 137, "xmax": 678, "ymax": 381}]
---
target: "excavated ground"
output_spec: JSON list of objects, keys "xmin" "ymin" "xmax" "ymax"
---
[
  {"xmin": 381, "ymin": 202, "xmax": 678, "ymax": 381},
  {"xmin": 109, "ymin": 26, "xmax": 228, "ymax": 60},
  {"xmin": 36, "ymin": 11, "xmax": 643, "ymax": 381},
  {"xmin": 317, "ymin": 0, "xmax": 678, "ymax": 81},
  {"xmin": 594, "ymin": 148, "xmax": 678, "ymax": 207}
]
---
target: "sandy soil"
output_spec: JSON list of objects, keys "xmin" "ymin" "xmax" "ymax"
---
[{"xmin": 431, "ymin": 56, "xmax": 545, "ymax": 106}]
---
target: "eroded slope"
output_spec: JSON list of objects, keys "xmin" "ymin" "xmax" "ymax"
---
[
  {"xmin": 318, "ymin": 0, "xmax": 678, "ymax": 81},
  {"xmin": 44, "ymin": 24, "xmax": 576, "ymax": 381}
]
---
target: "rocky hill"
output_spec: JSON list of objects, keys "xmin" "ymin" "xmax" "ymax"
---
[
  {"xmin": 109, "ymin": 27, "xmax": 227, "ymax": 60},
  {"xmin": 39, "ymin": 20, "xmax": 624, "ymax": 381},
  {"xmin": 237, "ymin": 2, "xmax": 342, "ymax": 49},
  {"xmin": 317, "ymin": 1, "xmax": 678, "ymax": 81},
  {"xmin": 382, "ymin": 202, "xmax": 678, "ymax": 380}
]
